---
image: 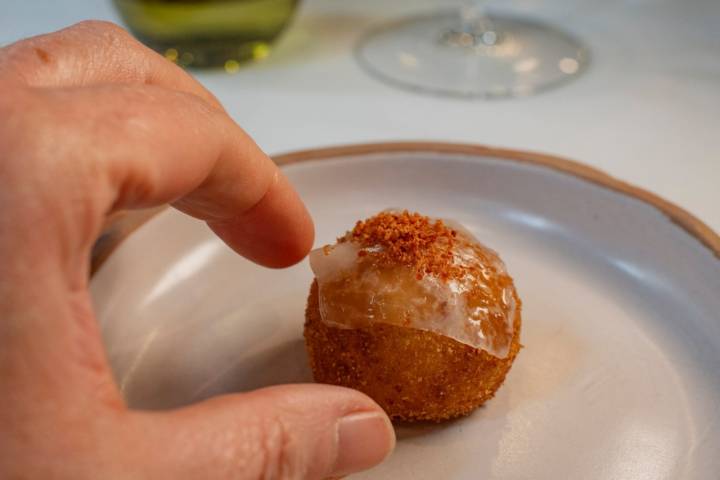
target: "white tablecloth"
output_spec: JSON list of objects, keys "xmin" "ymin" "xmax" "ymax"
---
[{"xmin": 3, "ymin": 0, "xmax": 718, "ymax": 231}]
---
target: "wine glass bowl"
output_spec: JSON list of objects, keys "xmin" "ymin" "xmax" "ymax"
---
[
  {"xmin": 355, "ymin": 7, "xmax": 589, "ymax": 98},
  {"xmin": 113, "ymin": 0, "xmax": 300, "ymax": 70}
]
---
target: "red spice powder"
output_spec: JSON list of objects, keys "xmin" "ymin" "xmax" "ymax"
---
[{"xmin": 342, "ymin": 210, "xmax": 459, "ymax": 280}]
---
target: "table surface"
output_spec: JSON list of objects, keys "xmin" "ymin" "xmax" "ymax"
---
[{"xmin": 3, "ymin": 0, "xmax": 718, "ymax": 232}]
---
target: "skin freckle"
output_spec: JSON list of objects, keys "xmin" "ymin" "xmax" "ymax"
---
[{"xmin": 34, "ymin": 47, "xmax": 51, "ymax": 64}]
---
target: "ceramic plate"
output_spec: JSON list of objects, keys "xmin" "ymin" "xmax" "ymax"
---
[{"xmin": 91, "ymin": 143, "xmax": 720, "ymax": 479}]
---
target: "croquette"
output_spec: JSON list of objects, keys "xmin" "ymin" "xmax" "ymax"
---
[{"xmin": 304, "ymin": 211, "xmax": 522, "ymax": 421}]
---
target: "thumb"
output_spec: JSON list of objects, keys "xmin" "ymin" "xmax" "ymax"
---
[{"xmin": 130, "ymin": 384, "xmax": 396, "ymax": 480}]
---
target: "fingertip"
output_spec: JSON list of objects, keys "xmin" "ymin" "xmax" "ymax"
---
[
  {"xmin": 209, "ymin": 172, "xmax": 315, "ymax": 268},
  {"xmin": 248, "ymin": 384, "xmax": 395, "ymax": 477},
  {"xmin": 333, "ymin": 411, "xmax": 396, "ymax": 477}
]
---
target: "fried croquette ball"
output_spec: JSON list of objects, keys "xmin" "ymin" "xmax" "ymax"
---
[{"xmin": 303, "ymin": 211, "xmax": 522, "ymax": 422}]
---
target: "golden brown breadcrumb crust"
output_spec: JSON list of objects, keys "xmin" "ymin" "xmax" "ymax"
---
[{"xmin": 304, "ymin": 281, "xmax": 522, "ymax": 422}]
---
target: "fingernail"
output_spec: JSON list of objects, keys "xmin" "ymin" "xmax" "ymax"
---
[{"xmin": 332, "ymin": 412, "xmax": 396, "ymax": 476}]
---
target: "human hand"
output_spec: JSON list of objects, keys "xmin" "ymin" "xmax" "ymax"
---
[{"xmin": 0, "ymin": 21, "xmax": 394, "ymax": 479}]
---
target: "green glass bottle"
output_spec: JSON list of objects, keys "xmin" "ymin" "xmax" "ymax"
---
[{"xmin": 113, "ymin": 0, "xmax": 300, "ymax": 69}]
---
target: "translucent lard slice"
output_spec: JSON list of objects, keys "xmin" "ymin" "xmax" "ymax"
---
[{"xmin": 309, "ymin": 223, "xmax": 518, "ymax": 358}]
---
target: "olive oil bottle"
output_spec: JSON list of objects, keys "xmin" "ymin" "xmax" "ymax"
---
[{"xmin": 114, "ymin": 0, "xmax": 299, "ymax": 69}]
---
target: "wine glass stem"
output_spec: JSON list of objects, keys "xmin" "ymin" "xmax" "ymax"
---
[
  {"xmin": 444, "ymin": 0, "xmax": 500, "ymax": 47},
  {"xmin": 461, "ymin": 1, "xmax": 491, "ymax": 32}
]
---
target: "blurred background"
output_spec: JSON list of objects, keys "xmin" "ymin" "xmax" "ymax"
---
[{"xmin": 1, "ymin": 0, "xmax": 718, "ymax": 231}]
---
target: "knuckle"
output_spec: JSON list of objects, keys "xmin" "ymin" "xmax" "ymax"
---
[
  {"xmin": 69, "ymin": 20, "xmax": 139, "ymax": 52},
  {"xmin": 73, "ymin": 19, "xmax": 130, "ymax": 39},
  {"xmin": 254, "ymin": 417, "xmax": 302, "ymax": 480}
]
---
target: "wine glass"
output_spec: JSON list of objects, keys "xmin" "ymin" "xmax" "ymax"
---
[
  {"xmin": 113, "ymin": 0, "xmax": 300, "ymax": 70},
  {"xmin": 355, "ymin": 1, "xmax": 588, "ymax": 98}
]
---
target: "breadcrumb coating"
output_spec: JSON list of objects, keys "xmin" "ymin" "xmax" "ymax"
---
[{"xmin": 304, "ymin": 282, "xmax": 522, "ymax": 421}]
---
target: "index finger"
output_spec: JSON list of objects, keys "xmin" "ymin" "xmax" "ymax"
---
[
  {"xmin": 0, "ymin": 20, "xmax": 222, "ymax": 109},
  {"xmin": 8, "ymin": 83, "xmax": 314, "ymax": 271}
]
